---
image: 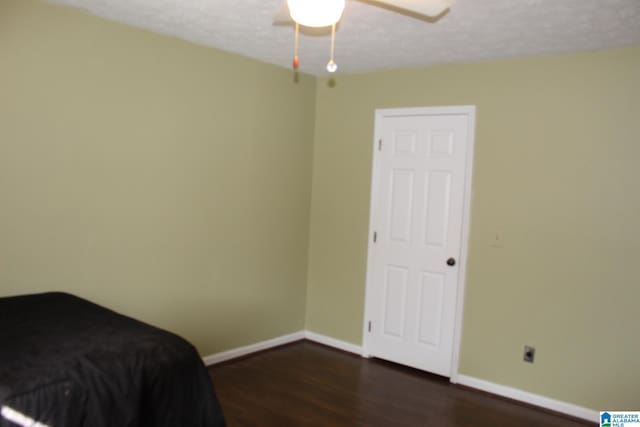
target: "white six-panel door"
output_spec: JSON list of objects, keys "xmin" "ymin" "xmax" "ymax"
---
[{"xmin": 364, "ymin": 106, "xmax": 475, "ymax": 377}]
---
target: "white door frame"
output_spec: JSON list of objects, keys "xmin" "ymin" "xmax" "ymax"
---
[{"xmin": 361, "ymin": 105, "xmax": 476, "ymax": 384}]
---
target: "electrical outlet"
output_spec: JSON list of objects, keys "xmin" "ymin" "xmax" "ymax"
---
[{"xmin": 523, "ymin": 346, "xmax": 535, "ymax": 363}]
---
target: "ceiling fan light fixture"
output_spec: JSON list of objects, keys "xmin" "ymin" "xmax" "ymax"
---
[{"xmin": 287, "ymin": 0, "xmax": 346, "ymax": 28}]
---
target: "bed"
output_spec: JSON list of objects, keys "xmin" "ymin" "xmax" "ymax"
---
[{"xmin": 0, "ymin": 292, "xmax": 226, "ymax": 427}]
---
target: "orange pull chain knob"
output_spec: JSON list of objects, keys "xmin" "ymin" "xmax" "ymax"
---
[{"xmin": 292, "ymin": 22, "xmax": 300, "ymax": 70}]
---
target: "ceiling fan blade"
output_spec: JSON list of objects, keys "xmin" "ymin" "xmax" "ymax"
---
[
  {"xmin": 273, "ymin": 1, "xmax": 294, "ymax": 25},
  {"xmin": 369, "ymin": 0, "xmax": 453, "ymax": 17}
]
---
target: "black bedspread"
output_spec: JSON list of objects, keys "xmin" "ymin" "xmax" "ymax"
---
[{"xmin": 0, "ymin": 292, "xmax": 225, "ymax": 427}]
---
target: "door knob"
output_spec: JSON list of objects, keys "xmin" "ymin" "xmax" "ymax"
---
[{"xmin": 447, "ymin": 258, "xmax": 456, "ymax": 267}]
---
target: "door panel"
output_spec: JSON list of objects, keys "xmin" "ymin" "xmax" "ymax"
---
[
  {"xmin": 418, "ymin": 272, "xmax": 445, "ymax": 347},
  {"xmin": 424, "ymin": 171, "xmax": 452, "ymax": 247},
  {"xmin": 383, "ymin": 266, "xmax": 409, "ymax": 338},
  {"xmin": 389, "ymin": 170, "xmax": 415, "ymax": 242}
]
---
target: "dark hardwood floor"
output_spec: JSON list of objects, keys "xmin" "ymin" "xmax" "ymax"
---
[{"xmin": 208, "ymin": 340, "xmax": 595, "ymax": 427}]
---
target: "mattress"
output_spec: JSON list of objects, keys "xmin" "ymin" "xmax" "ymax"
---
[{"xmin": 0, "ymin": 292, "xmax": 225, "ymax": 427}]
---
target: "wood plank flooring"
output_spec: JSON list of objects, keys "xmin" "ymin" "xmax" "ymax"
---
[{"xmin": 208, "ymin": 340, "xmax": 595, "ymax": 427}]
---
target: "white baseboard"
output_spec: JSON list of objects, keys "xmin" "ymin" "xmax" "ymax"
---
[
  {"xmin": 202, "ymin": 330, "xmax": 363, "ymax": 366},
  {"xmin": 456, "ymin": 374, "xmax": 598, "ymax": 423},
  {"xmin": 304, "ymin": 331, "xmax": 363, "ymax": 355},
  {"xmin": 202, "ymin": 331, "xmax": 305, "ymax": 366}
]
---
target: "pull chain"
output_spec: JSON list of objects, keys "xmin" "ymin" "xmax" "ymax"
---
[
  {"xmin": 293, "ymin": 22, "xmax": 300, "ymax": 70},
  {"xmin": 326, "ymin": 23, "xmax": 338, "ymax": 73}
]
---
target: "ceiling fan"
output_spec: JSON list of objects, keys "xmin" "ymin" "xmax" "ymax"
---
[{"xmin": 274, "ymin": 0, "xmax": 454, "ymax": 73}]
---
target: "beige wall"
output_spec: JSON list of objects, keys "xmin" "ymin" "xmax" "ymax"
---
[
  {"xmin": 0, "ymin": 0, "xmax": 316, "ymax": 356},
  {"xmin": 306, "ymin": 47, "xmax": 640, "ymax": 410},
  {"xmin": 3, "ymin": 0, "xmax": 639, "ymax": 413}
]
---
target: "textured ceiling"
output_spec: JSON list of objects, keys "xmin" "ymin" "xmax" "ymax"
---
[{"xmin": 50, "ymin": 0, "xmax": 640, "ymax": 75}]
